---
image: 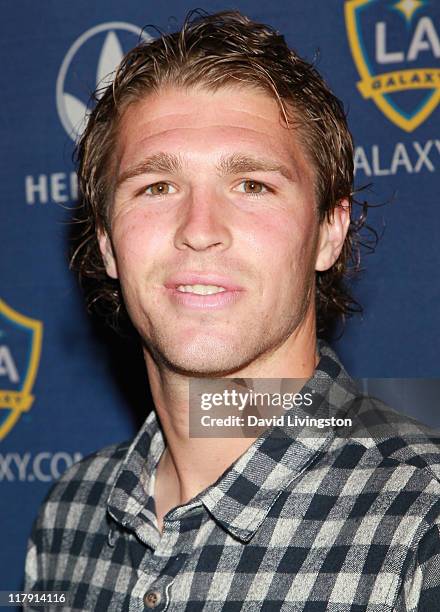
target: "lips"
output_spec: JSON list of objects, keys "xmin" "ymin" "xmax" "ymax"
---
[
  {"xmin": 163, "ymin": 272, "xmax": 244, "ymax": 310},
  {"xmin": 164, "ymin": 273, "xmax": 244, "ymax": 292}
]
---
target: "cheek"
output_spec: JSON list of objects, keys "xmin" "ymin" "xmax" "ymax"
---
[
  {"xmin": 111, "ymin": 210, "xmax": 166, "ymax": 272},
  {"xmin": 249, "ymin": 207, "xmax": 317, "ymax": 274}
]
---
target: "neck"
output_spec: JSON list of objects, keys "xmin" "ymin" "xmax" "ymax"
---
[{"xmin": 142, "ymin": 310, "xmax": 320, "ymax": 508}]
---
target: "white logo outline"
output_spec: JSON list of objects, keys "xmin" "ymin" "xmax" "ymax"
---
[{"xmin": 56, "ymin": 21, "xmax": 150, "ymax": 140}]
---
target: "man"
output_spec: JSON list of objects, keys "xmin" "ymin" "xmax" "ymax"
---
[{"xmin": 25, "ymin": 10, "xmax": 440, "ymax": 611}]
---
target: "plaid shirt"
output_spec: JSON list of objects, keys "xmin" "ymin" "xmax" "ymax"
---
[{"xmin": 25, "ymin": 342, "xmax": 440, "ymax": 611}]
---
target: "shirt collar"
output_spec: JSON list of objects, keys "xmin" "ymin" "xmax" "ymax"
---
[
  {"xmin": 106, "ymin": 408, "xmax": 164, "ymax": 547},
  {"xmin": 107, "ymin": 340, "xmax": 358, "ymax": 543}
]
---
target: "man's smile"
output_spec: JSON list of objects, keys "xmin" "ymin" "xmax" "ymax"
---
[
  {"xmin": 176, "ymin": 285, "xmax": 226, "ymax": 294},
  {"xmin": 161, "ymin": 272, "xmax": 245, "ymax": 310}
]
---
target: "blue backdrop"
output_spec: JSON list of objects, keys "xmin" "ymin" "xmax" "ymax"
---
[{"xmin": 1, "ymin": 0, "xmax": 439, "ymax": 597}]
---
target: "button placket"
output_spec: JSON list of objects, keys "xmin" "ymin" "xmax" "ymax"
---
[{"xmin": 136, "ymin": 508, "xmax": 203, "ymax": 610}]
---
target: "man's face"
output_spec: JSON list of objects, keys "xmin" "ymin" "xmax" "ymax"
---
[{"xmin": 100, "ymin": 85, "xmax": 336, "ymax": 376}]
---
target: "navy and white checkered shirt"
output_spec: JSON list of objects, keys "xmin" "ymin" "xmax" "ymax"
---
[{"xmin": 25, "ymin": 343, "xmax": 440, "ymax": 610}]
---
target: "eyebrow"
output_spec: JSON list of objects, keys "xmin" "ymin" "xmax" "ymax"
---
[
  {"xmin": 217, "ymin": 153, "xmax": 296, "ymax": 182},
  {"xmin": 115, "ymin": 152, "xmax": 297, "ymax": 188}
]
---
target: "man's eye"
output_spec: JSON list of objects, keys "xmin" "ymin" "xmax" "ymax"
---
[
  {"xmin": 144, "ymin": 182, "xmax": 176, "ymax": 196},
  {"xmin": 236, "ymin": 180, "xmax": 269, "ymax": 195}
]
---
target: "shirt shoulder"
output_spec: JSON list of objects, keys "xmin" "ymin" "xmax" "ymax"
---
[
  {"xmin": 43, "ymin": 439, "xmax": 131, "ymax": 503},
  {"xmin": 27, "ymin": 441, "xmax": 130, "ymax": 551},
  {"xmin": 24, "ymin": 439, "xmax": 132, "ymax": 596},
  {"xmin": 342, "ymin": 395, "xmax": 440, "ymax": 565},
  {"xmin": 317, "ymin": 342, "xmax": 440, "ymax": 488},
  {"xmin": 350, "ymin": 393, "xmax": 440, "ymax": 481}
]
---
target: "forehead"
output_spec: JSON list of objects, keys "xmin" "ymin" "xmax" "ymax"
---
[{"xmin": 115, "ymin": 85, "xmax": 314, "ymax": 182}]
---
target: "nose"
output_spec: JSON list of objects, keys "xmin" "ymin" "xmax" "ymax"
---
[{"xmin": 174, "ymin": 187, "xmax": 232, "ymax": 252}]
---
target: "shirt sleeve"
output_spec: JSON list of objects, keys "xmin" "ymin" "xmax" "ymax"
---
[
  {"xmin": 394, "ymin": 523, "xmax": 440, "ymax": 611},
  {"xmin": 23, "ymin": 482, "xmax": 59, "ymax": 607},
  {"xmin": 24, "ymin": 519, "xmax": 42, "ymax": 593},
  {"xmin": 24, "ymin": 534, "xmax": 37, "ymax": 592},
  {"xmin": 23, "ymin": 519, "xmax": 47, "ymax": 611}
]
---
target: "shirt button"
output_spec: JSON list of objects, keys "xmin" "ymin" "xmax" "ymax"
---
[{"xmin": 144, "ymin": 590, "xmax": 161, "ymax": 608}]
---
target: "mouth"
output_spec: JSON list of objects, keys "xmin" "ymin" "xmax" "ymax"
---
[
  {"xmin": 176, "ymin": 284, "xmax": 226, "ymax": 295},
  {"xmin": 164, "ymin": 277, "xmax": 244, "ymax": 310}
]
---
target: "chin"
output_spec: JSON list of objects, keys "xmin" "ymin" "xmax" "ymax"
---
[{"xmin": 147, "ymin": 337, "xmax": 256, "ymax": 378}]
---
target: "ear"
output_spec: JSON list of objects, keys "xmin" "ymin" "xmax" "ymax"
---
[
  {"xmin": 315, "ymin": 199, "xmax": 350, "ymax": 272},
  {"xmin": 98, "ymin": 228, "xmax": 118, "ymax": 279}
]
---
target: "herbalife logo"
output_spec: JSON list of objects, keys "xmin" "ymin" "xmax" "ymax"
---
[{"xmin": 56, "ymin": 22, "xmax": 152, "ymax": 141}]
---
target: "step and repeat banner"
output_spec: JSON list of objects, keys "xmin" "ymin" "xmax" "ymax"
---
[{"xmin": 1, "ymin": 0, "xmax": 439, "ymax": 597}]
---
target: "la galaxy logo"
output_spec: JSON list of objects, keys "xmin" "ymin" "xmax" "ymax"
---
[
  {"xmin": 0, "ymin": 300, "xmax": 42, "ymax": 440},
  {"xmin": 56, "ymin": 22, "xmax": 152, "ymax": 141},
  {"xmin": 345, "ymin": 0, "xmax": 440, "ymax": 131}
]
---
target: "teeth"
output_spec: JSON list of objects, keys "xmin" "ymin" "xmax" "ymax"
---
[{"xmin": 177, "ymin": 284, "xmax": 226, "ymax": 295}]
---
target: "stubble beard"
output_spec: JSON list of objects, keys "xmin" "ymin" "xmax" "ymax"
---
[{"xmin": 140, "ymin": 284, "xmax": 314, "ymax": 379}]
